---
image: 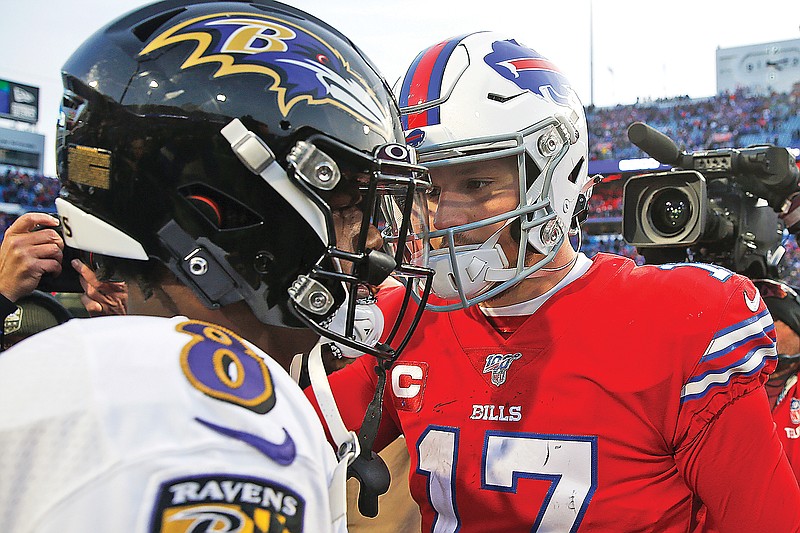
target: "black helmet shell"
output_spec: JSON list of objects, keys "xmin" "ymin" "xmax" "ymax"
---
[{"xmin": 57, "ymin": 0, "xmax": 405, "ymax": 327}]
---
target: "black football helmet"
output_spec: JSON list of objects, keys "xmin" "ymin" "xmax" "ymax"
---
[{"xmin": 56, "ymin": 0, "xmax": 433, "ymax": 357}]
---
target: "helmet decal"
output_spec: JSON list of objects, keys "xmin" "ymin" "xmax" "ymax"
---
[
  {"xmin": 484, "ymin": 39, "xmax": 574, "ymax": 107},
  {"xmin": 140, "ymin": 12, "xmax": 393, "ymax": 136},
  {"xmin": 405, "ymin": 128, "xmax": 425, "ymax": 148},
  {"xmin": 398, "ymin": 35, "xmax": 467, "ymax": 129}
]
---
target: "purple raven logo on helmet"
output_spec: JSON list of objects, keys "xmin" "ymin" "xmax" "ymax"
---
[
  {"xmin": 139, "ymin": 12, "xmax": 393, "ymax": 136},
  {"xmin": 484, "ymin": 39, "xmax": 573, "ymax": 107}
]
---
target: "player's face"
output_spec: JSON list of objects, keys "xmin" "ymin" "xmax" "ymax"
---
[
  {"xmin": 327, "ymin": 176, "xmax": 383, "ymax": 273},
  {"xmin": 428, "ymin": 156, "xmax": 520, "ymax": 248}
]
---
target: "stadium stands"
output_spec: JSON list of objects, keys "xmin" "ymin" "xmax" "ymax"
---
[
  {"xmin": 586, "ymin": 87, "xmax": 800, "ymax": 162},
  {"xmin": 0, "ymin": 168, "xmax": 59, "ymax": 236}
]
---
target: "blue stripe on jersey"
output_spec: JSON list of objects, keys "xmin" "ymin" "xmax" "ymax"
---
[
  {"xmin": 680, "ymin": 309, "xmax": 776, "ymax": 403},
  {"xmin": 700, "ymin": 312, "xmax": 774, "ymax": 363},
  {"xmin": 680, "ymin": 342, "xmax": 776, "ymax": 403},
  {"xmin": 709, "ymin": 308, "xmax": 770, "ymax": 340}
]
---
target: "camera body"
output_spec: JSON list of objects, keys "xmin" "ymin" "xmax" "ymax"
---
[
  {"xmin": 623, "ymin": 170, "xmax": 785, "ymax": 278},
  {"xmin": 34, "ymin": 222, "xmax": 85, "ymax": 293},
  {"xmin": 621, "ymin": 123, "xmax": 799, "ymax": 278}
]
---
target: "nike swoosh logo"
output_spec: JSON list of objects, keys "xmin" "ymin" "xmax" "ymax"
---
[
  {"xmin": 744, "ymin": 289, "xmax": 761, "ymax": 313},
  {"xmin": 195, "ymin": 418, "xmax": 296, "ymax": 466}
]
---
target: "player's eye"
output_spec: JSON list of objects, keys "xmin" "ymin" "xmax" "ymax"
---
[{"xmin": 466, "ymin": 179, "xmax": 493, "ymax": 191}]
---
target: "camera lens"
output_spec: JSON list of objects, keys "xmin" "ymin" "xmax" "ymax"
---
[{"xmin": 648, "ymin": 187, "xmax": 692, "ymax": 236}]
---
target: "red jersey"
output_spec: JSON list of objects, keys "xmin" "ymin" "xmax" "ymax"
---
[
  {"xmin": 695, "ymin": 375, "xmax": 800, "ymax": 533},
  {"xmin": 313, "ymin": 253, "xmax": 800, "ymax": 532}
]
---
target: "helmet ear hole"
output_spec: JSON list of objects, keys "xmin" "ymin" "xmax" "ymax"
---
[
  {"xmin": 179, "ymin": 184, "xmax": 263, "ymax": 230},
  {"xmin": 568, "ymin": 158, "xmax": 585, "ymax": 184},
  {"xmin": 186, "ymin": 194, "xmax": 223, "ymax": 228}
]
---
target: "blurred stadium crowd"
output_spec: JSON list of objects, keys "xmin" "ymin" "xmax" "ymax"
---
[
  {"xmin": 587, "ymin": 87, "xmax": 800, "ymax": 161},
  {"xmin": 2, "ymin": 88, "xmax": 800, "ymax": 283},
  {"xmin": 0, "ymin": 169, "xmax": 60, "ymax": 208}
]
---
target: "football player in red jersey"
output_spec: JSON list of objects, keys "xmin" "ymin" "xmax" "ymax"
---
[{"xmin": 306, "ymin": 32, "xmax": 800, "ymax": 531}]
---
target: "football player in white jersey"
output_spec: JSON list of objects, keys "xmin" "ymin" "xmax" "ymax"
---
[{"xmin": 0, "ymin": 1, "xmax": 432, "ymax": 532}]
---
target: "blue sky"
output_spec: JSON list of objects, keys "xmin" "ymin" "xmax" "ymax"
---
[{"xmin": 1, "ymin": 0, "xmax": 798, "ymax": 175}]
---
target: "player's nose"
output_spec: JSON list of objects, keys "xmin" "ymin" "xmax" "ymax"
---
[{"xmin": 432, "ymin": 190, "xmax": 469, "ymax": 230}]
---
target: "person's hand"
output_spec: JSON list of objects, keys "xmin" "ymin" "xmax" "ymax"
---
[
  {"xmin": 71, "ymin": 259, "xmax": 128, "ymax": 316},
  {"xmin": 0, "ymin": 213, "xmax": 63, "ymax": 302}
]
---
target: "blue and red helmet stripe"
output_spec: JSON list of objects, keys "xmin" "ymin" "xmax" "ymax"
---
[{"xmin": 399, "ymin": 34, "xmax": 469, "ymax": 130}]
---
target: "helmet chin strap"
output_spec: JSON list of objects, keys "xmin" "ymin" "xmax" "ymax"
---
[
  {"xmin": 429, "ymin": 218, "xmax": 581, "ymax": 298},
  {"xmin": 522, "ymin": 227, "xmax": 582, "ymax": 279},
  {"xmin": 290, "ymin": 342, "xmax": 360, "ymax": 523},
  {"xmin": 429, "ymin": 220, "xmax": 514, "ymax": 300},
  {"xmin": 290, "ymin": 338, "xmax": 392, "ymax": 519},
  {"xmin": 289, "ymin": 288, "xmax": 391, "ymax": 519}
]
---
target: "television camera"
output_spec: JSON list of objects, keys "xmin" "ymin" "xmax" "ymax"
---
[{"xmin": 621, "ymin": 122, "xmax": 800, "ymax": 278}]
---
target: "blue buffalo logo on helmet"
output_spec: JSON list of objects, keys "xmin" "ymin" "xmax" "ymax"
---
[
  {"xmin": 484, "ymin": 39, "xmax": 574, "ymax": 107},
  {"xmin": 405, "ymin": 128, "xmax": 426, "ymax": 148},
  {"xmin": 139, "ymin": 12, "xmax": 393, "ymax": 135}
]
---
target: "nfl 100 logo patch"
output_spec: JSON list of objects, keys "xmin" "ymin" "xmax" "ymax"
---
[{"xmin": 483, "ymin": 352, "xmax": 522, "ymax": 387}]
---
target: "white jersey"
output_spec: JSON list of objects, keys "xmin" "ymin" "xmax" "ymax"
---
[{"xmin": 0, "ymin": 315, "xmax": 345, "ymax": 533}]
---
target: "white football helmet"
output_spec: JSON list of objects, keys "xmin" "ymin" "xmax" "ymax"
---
[{"xmin": 397, "ymin": 32, "xmax": 596, "ymax": 310}]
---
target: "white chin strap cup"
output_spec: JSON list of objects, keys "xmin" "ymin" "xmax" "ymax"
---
[
  {"xmin": 323, "ymin": 295, "xmax": 385, "ymax": 359},
  {"xmin": 429, "ymin": 222, "xmax": 516, "ymax": 300}
]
